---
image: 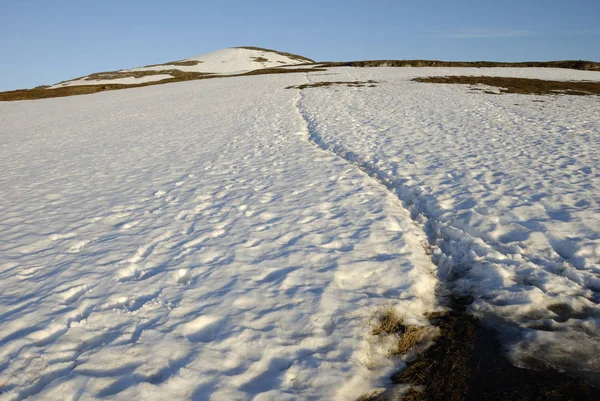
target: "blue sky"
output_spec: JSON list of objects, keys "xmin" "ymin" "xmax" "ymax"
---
[{"xmin": 1, "ymin": 0, "xmax": 599, "ymax": 91}]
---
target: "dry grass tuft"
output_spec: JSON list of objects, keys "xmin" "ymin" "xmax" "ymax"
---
[
  {"xmin": 372, "ymin": 304, "xmax": 405, "ymax": 336},
  {"xmin": 390, "ymin": 326, "xmax": 431, "ymax": 356}
]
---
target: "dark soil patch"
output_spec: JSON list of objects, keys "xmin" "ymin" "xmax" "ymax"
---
[
  {"xmin": 317, "ymin": 60, "xmax": 600, "ymax": 72},
  {"xmin": 0, "ymin": 70, "xmax": 210, "ymax": 101},
  {"xmin": 169, "ymin": 60, "xmax": 202, "ymax": 66},
  {"xmin": 0, "ymin": 67, "xmax": 325, "ymax": 101},
  {"xmin": 238, "ymin": 67, "xmax": 326, "ymax": 77},
  {"xmin": 236, "ymin": 46, "xmax": 314, "ymax": 63},
  {"xmin": 252, "ymin": 57, "xmax": 269, "ymax": 63},
  {"xmin": 143, "ymin": 60, "xmax": 202, "ymax": 68},
  {"xmin": 387, "ymin": 304, "xmax": 598, "ymax": 401},
  {"xmin": 285, "ymin": 80, "xmax": 378, "ymax": 90},
  {"xmin": 412, "ymin": 76, "xmax": 600, "ymax": 96},
  {"xmin": 84, "ymin": 69, "xmax": 209, "ymax": 81}
]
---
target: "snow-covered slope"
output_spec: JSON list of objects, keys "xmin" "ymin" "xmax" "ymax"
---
[
  {"xmin": 0, "ymin": 73, "xmax": 437, "ymax": 401},
  {"xmin": 49, "ymin": 47, "xmax": 312, "ymax": 89},
  {"xmin": 1, "ymin": 67, "xmax": 600, "ymax": 400},
  {"xmin": 300, "ymin": 67, "xmax": 600, "ymax": 384},
  {"xmin": 131, "ymin": 47, "xmax": 312, "ymax": 74}
]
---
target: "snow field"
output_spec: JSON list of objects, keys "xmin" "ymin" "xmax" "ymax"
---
[
  {"xmin": 0, "ymin": 74, "xmax": 438, "ymax": 400},
  {"xmin": 2, "ymin": 65, "xmax": 600, "ymax": 399},
  {"xmin": 300, "ymin": 67, "xmax": 600, "ymax": 384}
]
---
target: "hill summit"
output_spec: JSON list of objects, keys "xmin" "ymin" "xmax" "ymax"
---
[{"xmin": 49, "ymin": 47, "xmax": 314, "ymax": 89}]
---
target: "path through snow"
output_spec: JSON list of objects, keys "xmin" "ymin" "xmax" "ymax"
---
[{"xmin": 298, "ymin": 67, "xmax": 600, "ymax": 385}]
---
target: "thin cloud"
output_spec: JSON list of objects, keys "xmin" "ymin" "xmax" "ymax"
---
[
  {"xmin": 566, "ymin": 30, "xmax": 600, "ymax": 36},
  {"xmin": 439, "ymin": 30, "xmax": 534, "ymax": 39}
]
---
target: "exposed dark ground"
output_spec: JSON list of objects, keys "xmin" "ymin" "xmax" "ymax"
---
[
  {"xmin": 318, "ymin": 60, "xmax": 600, "ymax": 71},
  {"xmin": 236, "ymin": 46, "xmax": 315, "ymax": 63},
  {"xmin": 285, "ymin": 80, "xmax": 378, "ymax": 90},
  {"xmin": 359, "ymin": 302, "xmax": 598, "ymax": 401},
  {"xmin": 0, "ymin": 67, "xmax": 325, "ymax": 101},
  {"xmin": 413, "ymin": 76, "xmax": 600, "ymax": 96}
]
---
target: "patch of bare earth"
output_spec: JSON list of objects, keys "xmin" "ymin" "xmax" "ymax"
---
[
  {"xmin": 0, "ymin": 67, "xmax": 325, "ymax": 101},
  {"xmin": 285, "ymin": 80, "xmax": 378, "ymax": 90},
  {"xmin": 357, "ymin": 302, "xmax": 598, "ymax": 401},
  {"xmin": 143, "ymin": 59, "xmax": 203, "ymax": 68},
  {"xmin": 413, "ymin": 76, "xmax": 600, "ymax": 96},
  {"xmin": 236, "ymin": 46, "xmax": 315, "ymax": 63},
  {"xmin": 237, "ymin": 67, "xmax": 326, "ymax": 77},
  {"xmin": 317, "ymin": 60, "xmax": 600, "ymax": 71}
]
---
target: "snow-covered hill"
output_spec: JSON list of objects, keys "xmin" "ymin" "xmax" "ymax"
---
[
  {"xmin": 49, "ymin": 47, "xmax": 313, "ymax": 89},
  {"xmin": 1, "ymin": 66, "xmax": 600, "ymax": 400},
  {"xmin": 131, "ymin": 47, "xmax": 313, "ymax": 74}
]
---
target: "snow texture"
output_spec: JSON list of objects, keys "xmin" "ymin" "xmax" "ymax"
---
[
  {"xmin": 1, "ymin": 65, "xmax": 600, "ymax": 400},
  {"xmin": 0, "ymin": 73, "xmax": 437, "ymax": 400}
]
